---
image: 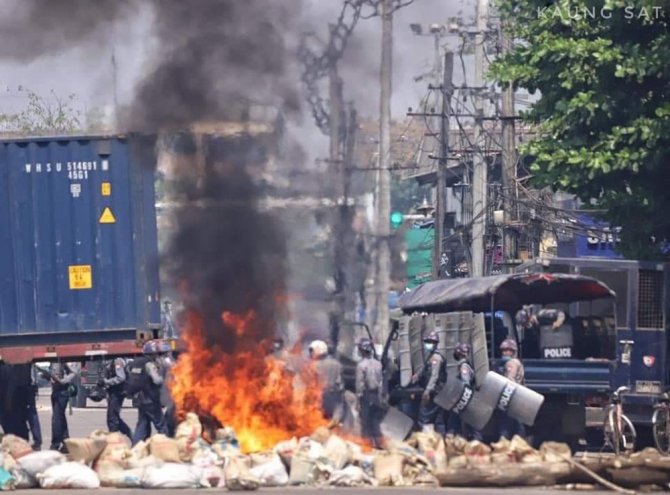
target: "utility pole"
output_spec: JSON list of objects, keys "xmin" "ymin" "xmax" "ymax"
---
[
  {"xmin": 470, "ymin": 0, "xmax": 489, "ymax": 277},
  {"xmin": 433, "ymin": 51, "xmax": 453, "ymax": 279},
  {"xmin": 373, "ymin": 0, "xmax": 393, "ymax": 344},
  {"xmin": 329, "ymin": 64, "xmax": 346, "ymax": 347},
  {"xmin": 500, "ymin": 17, "xmax": 517, "ymax": 273}
]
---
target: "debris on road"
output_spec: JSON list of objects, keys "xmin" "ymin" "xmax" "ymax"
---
[{"xmin": 4, "ymin": 416, "xmax": 670, "ymax": 491}]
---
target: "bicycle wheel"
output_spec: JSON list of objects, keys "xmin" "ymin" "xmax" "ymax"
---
[
  {"xmin": 603, "ymin": 409, "xmax": 637, "ymax": 455},
  {"xmin": 653, "ymin": 407, "xmax": 670, "ymax": 454},
  {"xmin": 603, "ymin": 408, "xmax": 620, "ymax": 455}
]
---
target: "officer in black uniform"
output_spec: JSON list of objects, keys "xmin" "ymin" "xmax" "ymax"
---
[
  {"xmin": 129, "ymin": 341, "xmax": 168, "ymax": 445},
  {"xmin": 48, "ymin": 362, "xmax": 77, "ymax": 452},
  {"xmin": 355, "ymin": 338, "xmax": 385, "ymax": 448},
  {"xmin": 412, "ymin": 331, "xmax": 447, "ymax": 433},
  {"xmin": 446, "ymin": 342, "xmax": 483, "ymax": 440},
  {"xmin": 99, "ymin": 357, "xmax": 133, "ymax": 440}
]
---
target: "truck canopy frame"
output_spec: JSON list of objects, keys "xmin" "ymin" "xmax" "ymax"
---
[{"xmin": 398, "ymin": 273, "xmax": 615, "ymax": 314}]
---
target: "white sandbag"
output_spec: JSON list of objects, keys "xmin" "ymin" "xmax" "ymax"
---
[
  {"xmin": 37, "ymin": 462, "xmax": 101, "ymax": 489},
  {"xmin": 225, "ymin": 456, "xmax": 260, "ymax": 491},
  {"xmin": 248, "ymin": 453, "xmax": 288, "ymax": 486},
  {"xmin": 323, "ymin": 435, "xmax": 351, "ymax": 470},
  {"xmin": 10, "ymin": 467, "xmax": 37, "ymax": 489},
  {"xmin": 202, "ymin": 465, "xmax": 225, "ymax": 488},
  {"xmin": 127, "ymin": 455, "xmax": 165, "ymax": 470},
  {"xmin": 213, "ymin": 427, "xmax": 241, "ymax": 458},
  {"xmin": 141, "ymin": 463, "xmax": 205, "ymax": 489},
  {"xmin": 99, "ymin": 468, "xmax": 144, "ymax": 488},
  {"xmin": 289, "ymin": 455, "xmax": 316, "ymax": 485},
  {"xmin": 17, "ymin": 451, "xmax": 66, "ymax": 477},
  {"xmin": 176, "ymin": 412, "xmax": 203, "ymax": 462},
  {"xmin": 296, "ymin": 437, "xmax": 326, "ymax": 460},
  {"xmin": 191, "ymin": 446, "xmax": 220, "ymax": 469},
  {"xmin": 273, "ymin": 437, "xmax": 298, "ymax": 466},
  {"xmin": 328, "ymin": 465, "xmax": 377, "ymax": 487}
]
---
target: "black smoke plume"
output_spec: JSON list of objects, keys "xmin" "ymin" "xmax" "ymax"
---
[
  {"xmin": 134, "ymin": 0, "xmax": 301, "ymax": 352},
  {"xmin": 0, "ymin": 0, "xmax": 133, "ymax": 61}
]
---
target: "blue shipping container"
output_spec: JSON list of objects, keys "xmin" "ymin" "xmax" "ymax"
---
[{"xmin": 0, "ymin": 135, "xmax": 161, "ymax": 347}]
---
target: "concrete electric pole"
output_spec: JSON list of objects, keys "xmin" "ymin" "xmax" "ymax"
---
[
  {"xmin": 373, "ymin": 0, "xmax": 393, "ymax": 344},
  {"xmin": 433, "ymin": 51, "xmax": 454, "ymax": 280},
  {"xmin": 500, "ymin": 17, "xmax": 517, "ymax": 272},
  {"xmin": 470, "ymin": 0, "xmax": 489, "ymax": 277}
]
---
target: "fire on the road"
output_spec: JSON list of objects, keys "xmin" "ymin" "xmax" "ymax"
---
[{"xmin": 169, "ymin": 310, "xmax": 328, "ymax": 453}]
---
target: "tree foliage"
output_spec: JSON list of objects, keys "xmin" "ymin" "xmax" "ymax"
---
[
  {"xmin": 491, "ymin": 0, "xmax": 670, "ymax": 259},
  {"xmin": 0, "ymin": 89, "xmax": 81, "ymax": 134}
]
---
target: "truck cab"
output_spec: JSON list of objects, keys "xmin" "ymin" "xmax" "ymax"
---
[{"xmin": 518, "ymin": 258, "xmax": 669, "ymax": 433}]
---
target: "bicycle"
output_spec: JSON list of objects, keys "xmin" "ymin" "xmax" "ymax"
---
[
  {"xmin": 652, "ymin": 392, "xmax": 670, "ymax": 454},
  {"xmin": 603, "ymin": 386, "xmax": 637, "ymax": 455}
]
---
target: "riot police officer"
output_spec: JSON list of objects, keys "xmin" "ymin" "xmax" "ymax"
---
[
  {"xmin": 446, "ymin": 343, "xmax": 483, "ymax": 440},
  {"xmin": 129, "ymin": 340, "xmax": 169, "ymax": 445},
  {"xmin": 498, "ymin": 338, "xmax": 526, "ymax": 439},
  {"xmin": 48, "ymin": 362, "xmax": 77, "ymax": 452},
  {"xmin": 355, "ymin": 338, "xmax": 384, "ymax": 448},
  {"xmin": 412, "ymin": 331, "xmax": 447, "ymax": 433},
  {"xmin": 99, "ymin": 357, "xmax": 132, "ymax": 440},
  {"xmin": 309, "ymin": 339, "xmax": 344, "ymax": 422}
]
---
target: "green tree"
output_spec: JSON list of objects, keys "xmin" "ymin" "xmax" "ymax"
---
[
  {"xmin": 491, "ymin": 0, "xmax": 670, "ymax": 259},
  {"xmin": 391, "ymin": 176, "xmax": 431, "ymax": 214},
  {"xmin": 0, "ymin": 89, "xmax": 81, "ymax": 134}
]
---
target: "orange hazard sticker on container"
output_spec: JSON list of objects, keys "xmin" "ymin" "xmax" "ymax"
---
[
  {"xmin": 69, "ymin": 265, "xmax": 92, "ymax": 290},
  {"xmin": 101, "ymin": 182, "xmax": 111, "ymax": 196}
]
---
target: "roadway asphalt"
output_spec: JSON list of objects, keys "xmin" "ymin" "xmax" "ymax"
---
[
  {"xmin": 30, "ymin": 392, "xmax": 618, "ymax": 493},
  {"xmin": 14, "ymin": 489, "xmax": 616, "ymax": 494}
]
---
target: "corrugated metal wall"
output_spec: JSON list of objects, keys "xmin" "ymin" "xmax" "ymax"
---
[{"xmin": 0, "ymin": 135, "xmax": 160, "ymax": 343}]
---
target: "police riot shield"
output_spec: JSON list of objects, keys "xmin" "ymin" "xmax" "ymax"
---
[
  {"xmin": 434, "ymin": 377, "xmax": 495, "ymax": 430},
  {"xmin": 380, "ymin": 406, "xmax": 415, "ymax": 441},
  {"xmin": 430, "ymin": 312, "xmax": 489, "ymax": 385},
  {"xmin": 539, "ymin": 324, "xmax": 574, "ymax": 359},
  {"xmin": 398, "ymin": 316, "xmax": 412, "ymax": 387},
  {"xmin": 398, "ymin": 315, "xmax": 425, "ymax": 387},
  {"xmin": 478, "ymin": 371, "xmax": 545, "ymax": 426}
]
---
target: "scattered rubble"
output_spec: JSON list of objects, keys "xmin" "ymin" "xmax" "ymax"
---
[{"xmin": 1, "ymin": 421, "xmax": 670, "ymax": 490}]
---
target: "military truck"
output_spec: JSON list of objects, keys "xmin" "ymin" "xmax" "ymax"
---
[{"xmin": 394, "ymin": 272, "xmax": 619, "ymax": 448}]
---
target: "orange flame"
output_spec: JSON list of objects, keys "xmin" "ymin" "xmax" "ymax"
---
[{"xmin": 170, "ymin": 309, "xmax": 328, "ymax": 452}]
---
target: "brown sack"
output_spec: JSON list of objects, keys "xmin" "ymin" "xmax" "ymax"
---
[
  {"xmin": 149, "ymin": 434, "xmax": 181, "ymax": 463},
  {"xmin": 1, "ymin": 434, "xmax": 33, "ymax": 459},
  {"xmin": 373, "ymin": 453, "xmax": 406, "ymax": 486},
  {"xmin": 64, "ymin": 438, "xmax": 108, "ymax": 464}
]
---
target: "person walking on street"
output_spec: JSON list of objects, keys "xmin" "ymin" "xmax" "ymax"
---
[
  {"xmin": 309, "ymin": 339, "xmax": 345, "ymax": 423},
  {"xmin": 412, "ymin": 331, "xmax": 447, "ymax": 433},
  {"xmin": 99, "ymin": 357, "xmax": 133, "ymax": 440},
  {"xmin": 27, "ymin": 364, "xmax": 42, "ymax": 450},
  {"xmin": 129, "ymin": 340, "xmax": 168, "ymax": 445},
  {"xmin": 498, "ymin": 338, "xmax": 526, "ymax": 440},
  {"xmin": 355, "ymin": 338, "xmax": 385, "ymax": 448},
  {"xmin": 48, "ymin": 362, "xmax": 77, "ymax": 453},
  {"xmin": 446, "ymin": 343, "xmax": 483, "ymax": 441}
]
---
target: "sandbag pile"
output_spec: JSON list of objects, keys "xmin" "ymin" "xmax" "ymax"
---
[{"xmin": 4, "ymin": 419, "xmax": 670, "ymax": 491}]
